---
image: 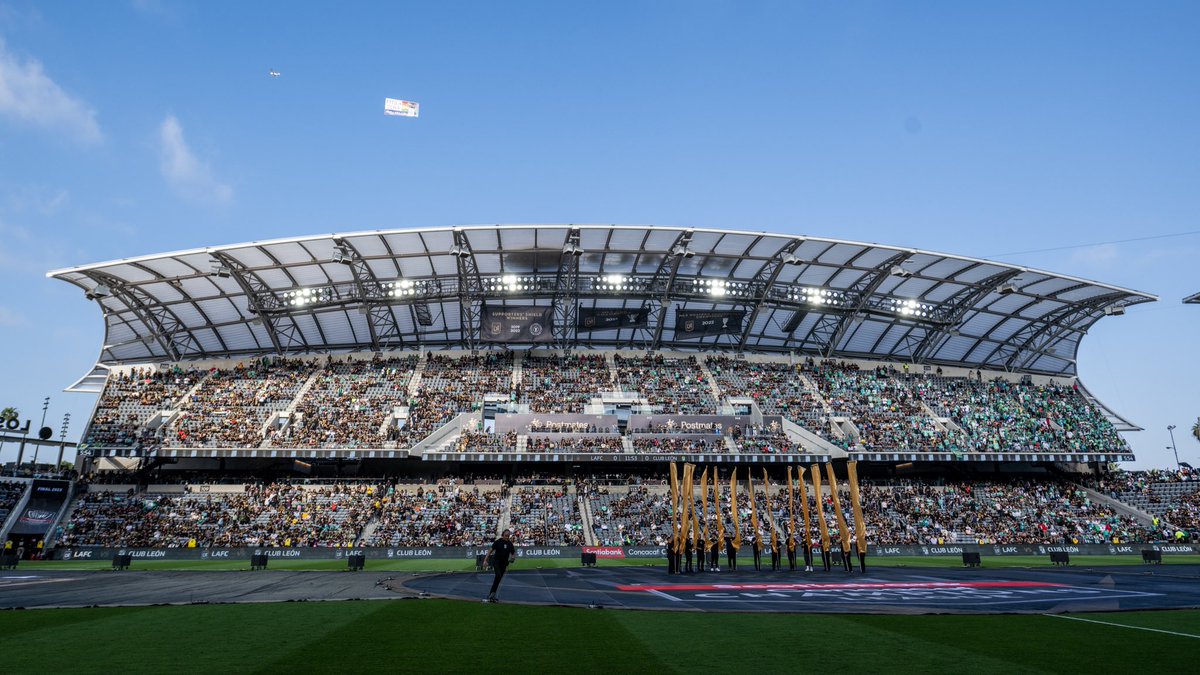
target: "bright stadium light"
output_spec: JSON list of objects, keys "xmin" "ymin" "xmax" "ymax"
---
[
  {"xmin": 890, "ymin": 297, "xmax": 934, "ymax": 318},
  {"xmin": 282, "ymin": 286, "xmax": 333, "ymax": 306},
  {"xmin": 786, "ymin": 287, "xmax": 849, "ymax": 307},
  {"xmin": 384, "ymin": 279, "xmax": 419, "ymax": 297}
]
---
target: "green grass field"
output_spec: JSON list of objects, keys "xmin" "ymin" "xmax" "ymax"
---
[
  {"xmin": 17, "ymin": 554, "xmax": 1200, "ymax": 572},
  {"xmin": 1, "ymin": 599, "xmax": 1197, "ymax": 673}
]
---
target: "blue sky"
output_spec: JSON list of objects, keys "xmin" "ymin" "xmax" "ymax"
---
[{"xmin": 0, "ymin": 1, "xmax": 1197, "ymax": 467}]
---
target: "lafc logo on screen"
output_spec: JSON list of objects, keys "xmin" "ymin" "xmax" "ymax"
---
[{"xmin": 490, "ymin": 322, "xmax": 502, "ymax": 334}]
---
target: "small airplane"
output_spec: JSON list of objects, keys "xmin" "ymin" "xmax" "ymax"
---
[{"xmin": 269, "ymin": 70, "xmax": 280, "ymax": 77}]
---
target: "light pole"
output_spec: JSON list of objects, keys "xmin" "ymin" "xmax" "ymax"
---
[
  {"xmin": 1167, "ymin": 425, "xmax": 1179, "ymax": 467},
  {"xmin": 57, "ymin": 413, "xmax": 71, "ymax": 470}
]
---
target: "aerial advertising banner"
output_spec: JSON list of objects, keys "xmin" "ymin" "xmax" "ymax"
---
[
  {"xmin": 674, "ymin": 309, "xmax": 745, "ymax": 338},
  {"xmin": 480, "ymin": 305, "xmax": 554, "ymax": 343},
  {"xmin": 577, "ymin": 306, "xmax": 650, "ymax": 331},
  {"xmin": 384, "ymin": 98, "xmax": 420, "ymax": 117}
]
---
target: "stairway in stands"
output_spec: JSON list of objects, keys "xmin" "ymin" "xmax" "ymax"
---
[
  {"xmin": 407, "ymin": 354, "xmax": 427, "ymax": 397},
  {"xmin": 697, "ymin": 356, "xmax": 724, "ymax": 405},
  {"xmin": 261, "ymin": 367, "xmax": 322, "ymax": 446},
  {"xmin": 497, "ymin": 493, "xmax": 513, "ymax": 535},
  {"xmin": 578, "ymin": 491, "xmax": 597, "ymax": 546}
]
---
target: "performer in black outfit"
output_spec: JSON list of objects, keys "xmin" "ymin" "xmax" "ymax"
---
[
  {"xmin": 802, "ymin": 539, "xmax": 814, "ymax": 572},
  {"xmin": 708, "ymin": 540, "xmax": 720, "ymax": 572},
  {"xmin": 684, "ymin": 536, "xmax": 694, "ymax": 573},
  {"xmin": 786, "ymin": 532, "xmax": 797, "ymax": 571},
  {"xmin": 771, "ymin": 537, "xmax": 781, "ymax": 571},
  {"xmin": 694, "ymin": 537, "xmax": 705, "ymax": 574},
  {"xmin": 484, "ymin": 529, "xmax": 516, "ymax": 603},
  {"xmin": 666, "ymin": 534, "xmax": 677, "ymax": 575},
  {"xmin": 751, "ymin": 535, "xmax": 763, "ymax": 572},
  {"xmin": 724, "ymin": 535, "xmax": 737, "ymax": 571}
]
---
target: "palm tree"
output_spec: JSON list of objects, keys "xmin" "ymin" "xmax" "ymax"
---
[
  {"xmin": 0, "ymin": 407, "xmax": 18, "ymax": 423},
  {"xmin": 1193, "ymin": 417, "xmax": 1200, "ymax": 445}
]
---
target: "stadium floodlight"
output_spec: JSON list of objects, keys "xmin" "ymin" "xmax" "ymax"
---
[
  {"xmin": 209, "ymin": 263, "xmax": 232, "ymax": 278},
  {"xmin": 562, "ymin": 243, "xmax": 584, "ymax": 256},
  {"xmin": 889, "ymin": 265, "xmax": 913, "ymax": 278},
  {"xmin": 997, "ymin": 283, "xmax": 1018, "ymax": 295},
  {"xmin": 786, "ymin": 287, "xmax": 848, "ymax": 307},
  {"xmin": 332, "ymin": 248, "xmax": 352, "ymax": 265},
  {"xmin": 781, "ymin": 252, "xmax": 804, "ymax": 265},
  {"xmin": 672, "ymin": 244, "xmax": 695, "ymax": 258},
  {"xmin": 1104, "ymin": 305, "xmax": 1126, "ymax": 316},
  {"xmin": 449, "ymin": 245, "xmax": 472, "ymax": 258},
  {"xmin": 692, "ymin": 278, "xmax": 744, "ymax": 298},
  {"xmin": 85, "ymin": 284, "xmax": 111, "ymax": 300},
  {"xmin": 282, "ymin": 286, "xmax": 333, "ymax": 306},
  {"xmin": 384, "ymin": 279, "xmax": 418, "ymax": 297},
  {"xmin": 889, "ymin": 297, "xmax": 935, "ymax": 318}
]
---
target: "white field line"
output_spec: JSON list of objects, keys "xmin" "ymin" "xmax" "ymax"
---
[{"xmin": 1043, "ymin": 613, "xmax": 1200, "ymax": 639}]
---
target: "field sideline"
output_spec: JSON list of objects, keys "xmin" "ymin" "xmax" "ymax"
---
[
  {"xmin": 1, "ymin": 600, "xmax": 1197, "ymax": 673},
  {"xmin": 16, "ymin": 554, "xmax": 1200, "ymax": 572}
]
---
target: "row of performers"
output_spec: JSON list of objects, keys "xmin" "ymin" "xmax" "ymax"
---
[
  {"xmin": 665, "ymin": 532, "xmax": 864, "ymax": 573},
  {"xmin": 666, "ymin": 462, "xmax": 869, "ymax": 575}
]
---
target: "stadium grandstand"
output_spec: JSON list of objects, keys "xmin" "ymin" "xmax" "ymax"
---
[{"xmin": 8, "ymin": 224, "xmax": 1198, "ymax": 561}]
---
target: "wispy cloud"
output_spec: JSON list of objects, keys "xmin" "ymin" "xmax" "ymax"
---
[
  {"xmin": 0, "ymin": 305, "xmax": 29, "ymax": 327},
  {"xmin": 0, "ymin": 39, "xmax": 102, "ymax": 144},
  {"xmin": 158, "ymin": 114, "xmax": 233, "ymax": 205},
  {"xmin": 5, "ymin": 185, "xmax": 69, "ymax": 215},
  {"xmin": 1068, "ymin": 243, "xmax": 1119, "ymax": 268}
]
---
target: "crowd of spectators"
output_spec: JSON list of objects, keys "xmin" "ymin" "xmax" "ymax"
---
[
  {"xmin": 169, "ymin": 360, "xmax": 312, "ymax": 447},
  {"xmin": 47, "ymin": 470, "xmax": 1198, "ymax": 549},
  {"xmin": 367, "ymin": 487, "xmax": 503, "ymax": 547},
  {"xmin": 526, "ymin": 436, "xmax": 624, "ymax": 453},
  {"xmin": 631, "ymin": 436, "xmax": 726, "ymax": 454},
  {"xmin": 270, "ymin": 356, "xmax": 416, "ymax": 448},
  {"xmin": 84, "ymin": 366, "xmax": 203, "ymax": 447},
  {"xmin": 809, "ymin": 363, "xmax": 963, "ymax": 452},
  {"xmin": 395, "ymin": 353, "xmax": 513, "ymax": 446},
  {"xmin": 456, "ymin": 430, "xmax": 518, "ymax": 452},
  {"xmin": 856, "ymin": 479, "xmax": 1148, "ymax": 545},
  {"xmin": 0, "ymin": 480, "xmax": 27, "ymax": 521},
  {"xmin": 919, "ymin": 375, "xmax": 1125, "ymax": 454},
  {"xmin": 519, "ymin": 354, "xmax": 612, "ymax": 412},
  {"xmin": 615, "ymin": 354, "xmax": 717, "ymax": 413},
  {"xmin": 58, "ymin": 483, "xmax": 380, "ymax": 548},
  {"xmin": 589, "ymin": 486, "xmax": 671, "ymax": 546},
  {"xmin": 732, "ymin": 424, "xmax": 802, "ymax": 454},
  {"xmin": 707, "ymin": 358, "xmax": 829, "ymax": 437},
  {"xmin": 510, "ymin": 488, "xmax": 584, "ymax": 545},
  {"xmin": 1083, "ymin": 468, "xmax": 1200, "ymax": 540}
]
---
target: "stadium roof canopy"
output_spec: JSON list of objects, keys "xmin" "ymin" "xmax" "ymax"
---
[
  {"xmin": 1185, "ymin": 291, "xmax": 1200, "ymax": 304},
  {"xmin": 49, "ymin": 225, "xmax": 1155, "ymax": 377}
]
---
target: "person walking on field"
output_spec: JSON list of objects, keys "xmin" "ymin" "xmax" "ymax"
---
[{"xmin": 485, "ymin": 529, "xmax": 516, "ymax": 603}]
